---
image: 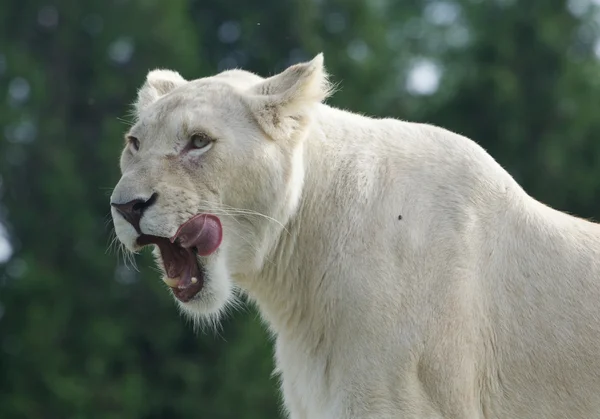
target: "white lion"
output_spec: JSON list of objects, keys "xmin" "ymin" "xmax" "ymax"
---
[{"xmin": 110, "ymin": 54, "xmax": 600, "ymax": 418}]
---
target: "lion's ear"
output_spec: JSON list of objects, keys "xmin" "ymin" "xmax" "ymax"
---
[
  {"xmin": 134, "ymin": 69, "xmax": 187, "ymax": 115},
  {"xmin": 245, "ymin": 53, "xmax": 333, "ymax": 140}
]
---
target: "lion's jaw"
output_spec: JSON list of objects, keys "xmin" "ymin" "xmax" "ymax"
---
[{"xmin": 109, "ymin": 55, "xmax": 331, "ymax": 320}]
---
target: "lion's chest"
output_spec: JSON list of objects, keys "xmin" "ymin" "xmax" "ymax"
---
[{"xmin": 275, "ymin": 336, "xmax": 343, "ymax": 419}]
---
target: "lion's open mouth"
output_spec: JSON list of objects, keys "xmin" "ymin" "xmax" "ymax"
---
[{"xmin": 136, "ymin": 214, "xmax": 222, "ymax": 303}]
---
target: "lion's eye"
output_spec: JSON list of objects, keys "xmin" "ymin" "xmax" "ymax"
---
[
  {"xmin": 127, "ymin": 136, "xmax": 140, "ymax": 152},
  {"xmin": 190, "ymin": 134, "xmax": 212, "ymax": 150}
]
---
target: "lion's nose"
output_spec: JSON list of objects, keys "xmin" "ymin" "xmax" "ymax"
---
[{"xmin": 111, "ymin": 193, "xmax": 158, "ymax": 233}]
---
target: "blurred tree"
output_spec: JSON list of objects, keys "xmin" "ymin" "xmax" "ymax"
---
[{"xmin": 394, "ymin": 0, "xmax": 600, "ymax": 219}]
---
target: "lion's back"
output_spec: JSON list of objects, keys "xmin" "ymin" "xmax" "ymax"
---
[{"xmin": 309, "ymin": 107, "xmax": 600, "ymax": 418}]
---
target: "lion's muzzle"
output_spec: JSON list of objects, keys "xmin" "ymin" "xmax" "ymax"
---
[{"xmin": 110, "ymin": 193, "xmax": 158, "ymax": 234}]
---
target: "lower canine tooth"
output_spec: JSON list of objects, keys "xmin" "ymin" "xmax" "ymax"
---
[
  {"xmin": 163, "ymin": 277, "xmax": 180, "ymax": 287},
  {"xmin": 191, "ymin": 277, "xmax": 198, "ymax": 284}
]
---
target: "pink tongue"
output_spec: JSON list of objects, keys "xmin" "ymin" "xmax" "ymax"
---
[{"xmin": 171, "ymin": 214, "xmax": 223, "ymax": 256}]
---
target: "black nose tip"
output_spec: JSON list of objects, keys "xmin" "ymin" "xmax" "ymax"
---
[{"xmin": 111, "ymin": 193, "xmax": 158, "ymax": 233}]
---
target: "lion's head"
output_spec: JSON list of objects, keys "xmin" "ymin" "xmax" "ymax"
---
[{"xmin": 110, "ymin": 54, "xmax": 331, "ymax": 321}]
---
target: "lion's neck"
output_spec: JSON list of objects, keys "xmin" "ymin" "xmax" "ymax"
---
[{"xmin": 240, "ymin": 106, "xmax": 365, "ymax": 344}]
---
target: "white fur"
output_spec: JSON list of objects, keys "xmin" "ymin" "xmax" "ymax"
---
[{"xmin": 111, "ymin": 54, "xmax": 600, "ymax": 418}]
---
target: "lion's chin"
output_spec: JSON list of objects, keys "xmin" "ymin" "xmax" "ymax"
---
[{"xmin": 138, "ymin": 213, "xmax": 224, "ymax": 303}]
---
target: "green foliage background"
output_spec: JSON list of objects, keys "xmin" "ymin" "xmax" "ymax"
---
[{"xmin": 1, "ymin": 0, "xmax": 600, "ymax": 417}]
